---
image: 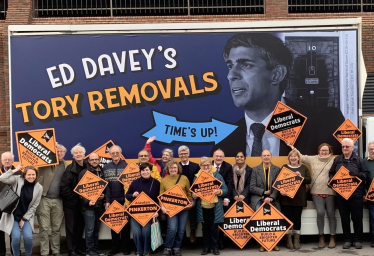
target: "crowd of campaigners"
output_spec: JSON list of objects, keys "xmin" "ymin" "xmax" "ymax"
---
[{"xmin": 0, "ymin": 136, "xmax": 373, "ymax": 256}]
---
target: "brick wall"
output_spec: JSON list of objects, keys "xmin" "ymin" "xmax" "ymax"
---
[{"xmin": 1, "ymin": 0, "xmax": 373, "ymax": 153}]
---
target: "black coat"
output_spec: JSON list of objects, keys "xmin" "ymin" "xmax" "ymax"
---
[
  {"xmin": 329, "ymin": 153, "xmax": 369, "ymax": 198},
  {"xmin": 179, "ymin": 161, "xmax": 200, "ymax": 186},
  {"xmin": 212, "ymin": 98, "xmax": 345, "ymax": 157},
  {"xmin": 60, "ymin": 160, "xmax": 88, "ymax": 209},
  {"xmin": 78, "ymin": 166, "xmax": 105, "ymax": 211},
  {"xmin": 212, "ymin": 160, "xmax": 233, "ymax": 200},
  {"xmin": 231, "ymin": 165, "xmax": 252, "ymax": 205}
]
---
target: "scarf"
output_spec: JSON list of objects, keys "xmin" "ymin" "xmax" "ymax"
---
[{"xmin": 232, "ymin": 163, "xmax": 246, "ymax": 195}]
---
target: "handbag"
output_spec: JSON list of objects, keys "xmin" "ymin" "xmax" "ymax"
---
[
  {"xmin": 151, "ymin": 217, "xmax": 163, "ymax": 251},
  {"xmin": 0, "ymin": 184, "xmax": 19, "ymax": 214},
  {"xmin": 307, "ymin": 158, "xmax": 332, "ymax": 201}
]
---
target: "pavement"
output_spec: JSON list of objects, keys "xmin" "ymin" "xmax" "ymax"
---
[{"xmin": 5, "ymin": 233, "xmax": 374, "ymax": 256}]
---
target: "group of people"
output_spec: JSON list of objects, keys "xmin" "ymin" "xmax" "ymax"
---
[{"xmin": 0, "ymin": 136, "xmax": 373, "ymax": 256}]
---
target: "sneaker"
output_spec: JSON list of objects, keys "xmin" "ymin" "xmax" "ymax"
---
[
  {"xmin": 343, "ymin": 242, "xmax": 351, "ymax": 249},
  {"xmin": 93, "ymin": 250, "xmax": 105, "ymax": 256},
  {"xmin": 162, "ymin": 249, "xmax": 171, "ymax": 256},
  {"xmin": 354, "ymin": 242, "xmax": 362, "ymax": 249},
  {"xmin": 173, "ymin": 249, "xmax": 181, "ymax": 256}
]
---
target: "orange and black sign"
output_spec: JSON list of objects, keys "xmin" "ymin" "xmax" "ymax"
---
[
  {"xmin": 100, "ymin": 200, "xmax": 129, "ymax": 233},
  {"xmin": 85, "ymin": 140, "xmax": 126, "ymax": 168},
  {"xmin": 158, "ymin": 184, "xmax": 191, "ymax": 218},
  {"xmin": 366, "ymin": 178, "xmax": 374, "ymax": 202},
  {"xmin": 333, "ymin": 119, "xmax": 362, "ymax": 143},
  {"xmin": 16, "ymin": 128, "xmax": 57, "ymax": 168},
  {"xmin": 265, "ymin": 101, "xmax": 307, "ymax": 146},
  {"xmin": 74, "ymin": 171, "xmax": 108, "ymax": 202},
  {"xmin": 219, "ymin": 201, "xmax": 254, "ymax": 249},
  {"xmin": 190, "ymin": 171, "xmax": 222, "ymax": 203},
  {"xmin": 272, "ymin": 167, "xmax": 304, "ymax": 198},
  {"xmin": 244, "ymin": 202, "xmax": 293, "ymax": 252},
  {"xmin": 118, "ymin": 162, "xmax": 140, "ymax": 188},
  {"xmin": 328, "ymin": 166, "xmax": 362, "ymax": 200},
  {"xmin": 126, "ymin": 191, "xmax": 160, "ymax": 227}
]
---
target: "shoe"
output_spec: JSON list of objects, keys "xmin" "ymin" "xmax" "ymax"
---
[
  {"xmin": 162, "ymin": 249, "xmax": 171, "ymax": 256},
  {"xmin": 343, "ymin": 242, "xmax": 351, "ymax": 249},
  {"xmin": 107, "ymin": 249, "xmax": 120, "ymax": 256},
  {"xmin": 93, "ymin": 250, "xmax": 105, "ymax": 256},
  {"xmin": 354, "ymin": 242, "xmax": 362, "ymax": 249},
  {"xmin": 123, "ymin": 251, "xmax": 131, "ymax": 255},
  {"xmin": 293, "ymin": 233, "xmax": 301, "ymax": 250},
  {"xmin": 189, "ymin": 230, "xmax": 196, "ymax": 243},
  {"xmin": 76, "ymin": 249, "xmax": 86, "ymax": 256},
  {"xmin": 318, "ymin": 234, "xmax": 325, "ymax": 248},
  {"xmin": 201, "ymin": 249, "xmax": 210, "ymax": 255},
  {"xmin": 273, "ymin": 245, "xmax": 280, "ymax": 251},
  {"xmin": 53, "ymin": 253, "xmax": 61, "ymax": 256},
  {"xmin": 69, "ymin": 252, "xmax": 79, "ymax": 256},
  {"xmin": 259, "ymin": 246, "xmax": 265, "ymax": 252},
  {"xmin": 286, "ymin": 233, "xmax": 293, "ymax": 249},
  {"xmin": 173, "ymin": 249, "xmax": 181, "ymax": 256},
  {"xmin": 212, "ymin": 249, "xmax": 220, "ymax": 255},
  {"xmin": 328, "ymin": 234, "xmax": 336, "ymax": 248},
  {"xmin": 87, "ymin": 252, "xmax": 99, "ymax": 256}
]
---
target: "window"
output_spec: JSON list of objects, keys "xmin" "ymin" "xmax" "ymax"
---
[{"xmin": 288, "ymin": 0, "xmax": 374, "ymax": 13}]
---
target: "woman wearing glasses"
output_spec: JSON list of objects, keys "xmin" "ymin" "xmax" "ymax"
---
[{"xmin": 288, "ymin": 142, "xmax": 336, "ymax": 249}]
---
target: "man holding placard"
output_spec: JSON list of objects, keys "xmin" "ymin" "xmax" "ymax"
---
[{"xmin": 329, "ymin": 138, "xmax": 369, "ymax": 249}]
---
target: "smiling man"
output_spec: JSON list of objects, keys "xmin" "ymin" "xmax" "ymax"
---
[{"xmin": 213, "ymin": 32, "xmax": 344, "ymax": 157}]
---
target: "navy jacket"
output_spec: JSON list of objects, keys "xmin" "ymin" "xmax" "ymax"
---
[{"xmin": 103, "ymin": 159, "xmax": 127, "ymax": 204}]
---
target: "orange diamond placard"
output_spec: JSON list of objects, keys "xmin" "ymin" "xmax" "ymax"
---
[
  {"xmin": 272, "ymin": 167, "xmax": 304, "ymax": 199},
  {"xmin": 190, "ymin": 171, "xmax": 222, "ymax": 203},
  {"xmin": 265, "ymin": 101, "xmax": 307, "ymax": 146},
  {"xmin": 365, "ymin": 178, "xmax": 374, "ymax": 202},
  {"xmin": 219, "ymin": 201, "xmax": 254, "ymax": 249},
  {"xmin": 74, "ymin": 171, "xmax": 108, "ymax": 202},
  {"xmin": 333, "ymin": 118, "xmax": 362, "ymax": 143},
  {"xmin": 126, "ymin": 192, "xmax": 160, "ymax": 227},
  {"xmin": 328, "ymin": 166, "xmax": 362, "ymax": 200},
  {"xmin": 117, "ymin": 162, "xmax": 140, "ymax": 188},
  {"xmin": 85, "ymin": 140, "xmax": 126, "ymax": 168},
  {"xmin": 245, "ymin": 202, "xmax": 293, "ymax": 252},
  {"xmin": 16, "ymin": 128, "xmax": 57, "ymax": 168},
  {"xmin": 100, "ymin": 200, "xmax": 129, "ymax": 233},
  {"xmin": 158, "ymin": 184, "xmax": 191, "ymax": 218}
]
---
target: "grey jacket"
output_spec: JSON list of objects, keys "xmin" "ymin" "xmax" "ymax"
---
[
  {"xmin": 0, "ymin": 170, "xmax": 43, "ymax": 235},
  {"xmin": 38, "ymin": 160, "xmax": 68, "ymax": 196},
  {"xmin": 249, "ymin": 163, "xmax": 280, "ymax": 210}
]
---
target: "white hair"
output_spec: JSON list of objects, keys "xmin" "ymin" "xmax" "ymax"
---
[
  {"xmin": 57, "ymin": 144, "xmax": 67, "ymax": 152},
  {"xmin": 178, "ymin": 145, "xmax": 190, "ymax": 154},
  {"xmin": 341, "ymin": 138, "xmax": 354, "ymax": 147},
  {"xmin": 109, "ymin": 145, "xmax": 122, "ymax": 153},
  {"xmin": 1, "ymin": 152, "xmax": 14, "ymax": 160},
  {"xmin": 71, "ymin": 143, "xmax": 86, "ymax": 155},
  {"xmin": 368, "ymin": 141, "xmax": 374, "ymax": 148}
]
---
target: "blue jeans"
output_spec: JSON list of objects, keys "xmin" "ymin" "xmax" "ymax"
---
[
  {"xmin": 82, "ymin": 208, "xmax": 104, "ymax": 254},
  {"xmin": 165, "ymin": 210, "xmax": 190, "ymax": 250},
  {"xmin": 255, "ymin": 199, "xmax": 278, "ymax": 210},
  {"xmin": 367, "ymin": 200, "xmax": 374, "ymax": 236},
  {"xmin": 131, "ymin": 218, "xmax": 151, "ymax": 254},
  {"xmin": 11, "ymin": 220, "xmax": 33, "ymax": 256}
]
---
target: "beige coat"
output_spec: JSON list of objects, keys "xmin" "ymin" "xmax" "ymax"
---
[{"xmin": 0, "ymin": 170, "xmax": 43, "ymax": 235}]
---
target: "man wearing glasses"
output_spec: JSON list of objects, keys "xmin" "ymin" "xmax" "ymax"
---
[
  {"xmin": 78, "ymin": 153, "xmax": 105, "ymax": 256},
  {"xmin": 329, "ymin": 138, "xmax": 369, "ymax": 249},
  {"xmin": 103, "ymin": 145, "xmax": 132, "ymax": 256}
]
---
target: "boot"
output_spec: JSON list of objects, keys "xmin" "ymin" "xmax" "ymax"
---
[
  {"xmin": 286, "ymin": 234, "xmax": 293, "ymax": 249},
  {"xmin": 293, "ymin": 232, "xmax": 301, "ymax": 250},
  {"xmin": 328, "ymin": 234, "xmax": 336, "ymax": 248},
  {"xmin": 189, "ymin": 229, "xmax": 196, "ymax": 243},
  {"xmin": 318, "ymin": 234, "xmax": 325, "ymax": 248}
]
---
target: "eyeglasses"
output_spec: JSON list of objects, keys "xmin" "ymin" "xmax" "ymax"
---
[
  {"xmin": 139, "ymin": 155, "xmax": 148, "ymax": 157},
  {"xmin": 342, "ymin": 146, "xmax": 351, "ymax": 148},
  {"xmin": 320, "ymin": 149, "xmax": 329, "ymax": 152},
  {"xmin": 201, "ymin": 164, "xmax": 211, "ymax": 168},
  {"xmin": 111, "ymin": 152, "xmax": 121, "ymax": 155},
  {"xmin": 179, "ymin": 153, "xmax": 188, "ymax": 156},
  {"xmin": 90, "ymin": 159, "xmax": 100, "ymax": 161}
]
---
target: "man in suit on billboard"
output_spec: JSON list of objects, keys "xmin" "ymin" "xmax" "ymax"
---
[{"xmin": 213, "ymin": 33, "xmax": 345, "ymax": 157}]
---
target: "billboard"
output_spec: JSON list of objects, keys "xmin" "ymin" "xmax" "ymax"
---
[{"xmin": 9, "ymin": 22, "xmax": 359, "ymax": 159}]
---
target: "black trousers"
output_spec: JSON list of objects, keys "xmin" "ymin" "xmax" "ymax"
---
[
  {"xmin": 202, "ymin": 208, "xmax": 219, "ymax": 250},
  {"xmin": 111, "ymin": 220, "xmax": 131, "ymax": 252},
  {"xmin": 282, "ymin": 205, "xmax": 303, "ymax": 230},
  {"xmin": 64, "ymin": 207, "xmax": 85, "ymax": 253},
  {"xmin": 337, "ymin": 196, "xmax": 363, "ymax": 243}
]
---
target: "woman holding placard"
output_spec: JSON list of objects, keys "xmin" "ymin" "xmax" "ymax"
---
[
  {"xmin": 280, "ymin": 149, "xmax": 311, "ymax": 250},
  {"xmin": 159, "ymin": 160, "xmax": 192, "ymax": 256},
  {"xmin": 192, "ymin": 157, "xmax": 228, "ymax": 256},
  {"xmin": 0, "ymin": 165, "xmax": 43, "ymax": 256},
  {"xmin": 125, "ymin": 162, "xmax": 160, "ymax": 256},
  {"xmin": 288, "ymin": 142, "xmax": 337, "ymax": 248},
  {"xmin": 232, "ymin": 151, "xmax": 252, "ymax": 206}
]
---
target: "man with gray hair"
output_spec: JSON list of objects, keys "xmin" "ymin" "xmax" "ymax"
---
[
  {"xmin": 60, "ymin": 143, "xmax": 88, "ymax": 256},
  {"xmin": 364, "ymin": 141, "xmax": 374, "ymax": 247},
  {"xmin": 178, "ymin": 145, "xmax": 200, "ymax": 243},
  {"xmin": 103, "ymin": 145, "xmax": 131, "ymax": 256},
  {"xmin": 37, "ymin": 143, "xmax": 68, "ymax": 256},
  {"xmin": 329, "ymin": 138, "xmax": 369, "ymax": 249}
]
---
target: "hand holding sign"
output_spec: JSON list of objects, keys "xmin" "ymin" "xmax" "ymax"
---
[
  {"xmin": 272, "ymin": 167, "xmax": 304, "ymax": 198},
  {"xmin": 328, "ymin": 166, "xmax": 362, "ymax": 200},
  {"xmin": 190, "ymin": 171, "xmax": 222, "ymax": 203}
]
